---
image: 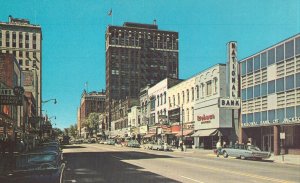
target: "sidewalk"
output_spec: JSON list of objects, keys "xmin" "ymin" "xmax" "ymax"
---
[{"xmin": 174, "ymin": 148, "xmax": 300, "ymax": 166}]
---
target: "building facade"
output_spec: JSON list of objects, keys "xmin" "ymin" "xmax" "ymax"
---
[
  {"xmin": 0, "ymin": 16, "xmax": 42, "ymax": 115},
  {"xmin": 78, "ymin": 90, "xmax": 106, "ymax": 137},
  {"xmin": 240, "ymin": 34, "xmax": 300, "ymax": 155},
  {"xmin": 105, "ymin": 22, "xmax": 179, "ymax": 131}
]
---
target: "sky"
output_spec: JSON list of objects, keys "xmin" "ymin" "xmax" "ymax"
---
[{"xmin": 1, "ymin": 0, "xmax": 299, "ymax": 130}]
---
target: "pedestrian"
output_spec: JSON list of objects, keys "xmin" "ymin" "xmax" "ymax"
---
[
  {"xmin": 216, "ymin": 140, "xmax": 222, "ymax": 157},
  {"xmin": 223, "ymin": 141, "xmax": 227, "ymax": 148},
  {"xmin": 175, "ymin": 140, "xmax": 179, "ymax": 149}
]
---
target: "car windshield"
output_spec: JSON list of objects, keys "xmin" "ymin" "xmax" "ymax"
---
[{"xmin": 16, "ymin": 154, "xmax": 57, "ymax": 170}]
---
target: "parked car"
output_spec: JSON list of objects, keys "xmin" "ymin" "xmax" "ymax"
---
[
  {"xmin": 99, "ymin": 140, "xmax": 106, "ymax": 144},
  {"xmin": 221, "ymin": 144, "xmax": 271, "ymax": 160},
  {"xmin": 127, "ymin": 140, "xmax": 140, "ymax": 148},
  {"xmin": 105, "ymin": 139, "xmax": 115, "ymax": 145},
  {"xmin": 151, "ymin": 143, "xmax": 172, "ymax": 151},
  {"xmin": 0, "ymin": 152, "xmax": 66, "ymax": 183},
  {"xmin": 32, "ymin": 145, "xmax": 63, "ymax": 161},
  {"xmin": 143, "ymin": 141, "xmax": 155, "ymax": 150}
]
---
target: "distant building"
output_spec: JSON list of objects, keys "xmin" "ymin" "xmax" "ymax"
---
[
  {"xmin": 0, "ymin": 15, "xmax": 42, "ymax": 115},
  {"xmin": 105, "ymin": 22, "xmax": 179, "ymax": 131},
  {"xmin": 240, "ymin": 34, "xmax": 300, "ymax": 155},
  {"xmin": 78, "ymin": 90, "xmax": 106, "ymax": 137}
]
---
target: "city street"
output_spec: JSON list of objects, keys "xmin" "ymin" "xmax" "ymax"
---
[{"xmin": 63, "ymin": 144, "xmax": 300, "ymax": 183}]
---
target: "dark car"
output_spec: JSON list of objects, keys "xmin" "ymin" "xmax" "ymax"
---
[{"xmin": 0, "ymin": 152, "xmax": 66, "ymax": 183}]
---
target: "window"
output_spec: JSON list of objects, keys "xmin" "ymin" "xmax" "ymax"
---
[
  {"xmin": 268, "ymin": 48, "xmax": 275, "ymax": 65},
  {"xmin": 247, "ymin": 87, "xmax": 253, "ymax": 100},
  {"xmin": 241, "ymin": 89, "xmax": 246, "ymax": 101},
  {"xmin": 25, "ymin": 33, "xmax": 29, "ymax": 40},
  {"xmin": 187, "ymin": 89, "xmax": 189, "ymax": 102},
  {"xmin": 173, "ymin": 95, "xmax": 175, "ymax": 107},
  {"xmin": 254, "ymin": 112, "xmax": 261, "ymax": 123},
  {"xmin": 277, "ymin": 108, "xmax": 285, "ymax": 122},
  {"xmin": 182, "ymin": 91, "xmax": 185, "ymax": 104},
  {"xmin": 276, "ymin": 78, "xmax": 284, "ymax": 93},
  {"xmin": 182, "ymin": 109, "xmax": 185, "ymax": 122},
  {"xmin": 187, "ymin": 108, "xmax": 189, "ymax": 122},
  {"xmin": 261, "ymin": 82, "xmax": 267, "ymax": 96},
  {"xmin": 192, "ymin": 107, "xmax": 194, "ymax": 121},
  {"xmin": 214, "ymin": 78, "xmax": 218, "ymax": 93},
  {"xmin": 261, "ymin": 52, "xmax": 267, "ymax": 68},
  {"xmin": 19, "ymin": 51, "xmax": 23, "ymax": 57},
  {"xmin": 164, "ymin": 92, "xmax": 166, "ymax": 104},
  {"xmin": 168, "ymin": 97, "xmax": 171, "ymax": 107},
  {"xmin": 296, "ymin": 106, "xmax": 300, "ymax": 117},
  {"xmin": 19, "ymin": 59, "xmax": 23, "ymax": 66},
  {"xmin": 25, "ymin": 60, "xmax": 29, "ymax": 66},
  {"xmin": 296, "ymin": 73, "xmax": 300, "ymax": 88},
  {"xmin": 201, "ymin": 83, "xmax": 204, "ymax": 97},
  {"xmin": 285, "ymin": 40, "xmax": 294, "ymax": 59},
  {"xmin": 191, "ymin": 87, "xmax": 194, "ymax": 101},
  {"xmin": 268, "ymin": 110, "xmax": 275, "ymax": 122},
  {"xmin": 160, "ymin": 94, "xmax": 163, "ymax": 105},
  {"xmin": 196, "ymin": 85, "xmax": 199, "ymax": 99},
  {"xmin": 177, "ymin": 93, "xmax": 180, "ymax": 105},
  {"xmin": 247, "ymin": 113, "xmax": 253, "ymax": 123},
  {"xmin": 262, "ymin": 111, "xmax": 267, "ymax": 121},
  {"xmin": 242, "ymin": 114, "xmax": 247, "ymax": 123},
  {"xmin": 296, "ymin": 37, "xmax": 300, "ymax": 55},
  {"xmin": 241, "ymin": 62, "xmax": 246, "ymax": 76},
  {"xmin": 276, "ymin": 44, "xmax": 284, "ymax": 62},
  {"xmin": 254, "ymin": 84, "xmax": 260, "ymax": 98},
  {"xmin": 157, "ymin": 95, "xmax": 159, "ymax": 106},
  {"xmin": 286, "ymin": 107, "xmax": 295, "ymax": 118},
  {"xmin": 206, "ymin": 81, "xmax": 212, "ymax": 96},
  {"xmin": 285, "ymin": 75, "xmax": 294, "ymax": 91},
  {"xmin": 247, "ymin": 58, "xmax": 253, "ymax": 74},
  {"xmin": 254, "ymin": 55, "xmax": 260, "ymax": 71},
  {"xmin": 268, "ymin": 80, "xmax": 275, "ymax": 94}
]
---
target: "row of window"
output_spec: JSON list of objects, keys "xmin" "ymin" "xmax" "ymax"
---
[
  {"xmin": 169, "ymin": 78, "xmax": 218, "ymax": 107},
  {"xmin": 241, "ymin": 37, "xmax": 300, "ymax": 76},
  {"xmin": 242, "ymin": 106, "xmax": 300, "ymax": 123},
  {"xmin": 242, "ymin": 73, "xmax": 300, "ymax": 101},
  {"xmin": 0, "ymin": 31, "xmax": 37, "ymax": 49}
]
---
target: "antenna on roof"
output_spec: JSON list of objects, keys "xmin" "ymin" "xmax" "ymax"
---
[{"xmin": 153, "ymin": 19, "xmax": 157, "ymax": 25}]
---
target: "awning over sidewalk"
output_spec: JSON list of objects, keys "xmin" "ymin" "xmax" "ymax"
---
[
  {"xmin": 192, "ymin": 129, "xmax": 218, "ymax": 137},
  {"xmin": 143, "ymin": 133, "xmax": 155, "ymax": 138},
  {"xmin": 175, "ymin": 130, "xmax": 194, "ymax": 137}
]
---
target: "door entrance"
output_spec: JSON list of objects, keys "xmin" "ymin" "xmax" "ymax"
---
[{"xmin": 262, "ymin": 135, "xmax": 274, "ymax": 152}]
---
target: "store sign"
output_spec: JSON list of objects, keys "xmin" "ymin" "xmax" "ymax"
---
[
  {"xmin": 197, "ymin": 114, "xmax": 215, "ymax": 124},
  {"xmin": 219, "ymin": 98, "xmax": 240, "ymax": 109},
  {"xmin": 242, "ymin": 117, "xmax": 300, "ymax": 127},
  {"xmin": 228, "ymin": 41, "xmax": 238, "ymax": 98},
  {"xmin": 0, "ymin": 89, "xmax": 14, "ymax": 95},
  {"xmin": 0, "ymin": 86, "xmax": 24, "ymax": 106}
]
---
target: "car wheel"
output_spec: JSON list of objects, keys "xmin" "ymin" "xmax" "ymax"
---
[
  {"xmin": 241, "ymin": 155, "xmax": 246, "ymax": 160},
  {"xmin": 223, "ymin": 151, "xmax": 228, "ymax": 158}
]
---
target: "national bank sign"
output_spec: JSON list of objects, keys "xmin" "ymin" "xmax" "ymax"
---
[{"xmin": 219, "ymin": 41, "xmax": 240, "ymax": 109}]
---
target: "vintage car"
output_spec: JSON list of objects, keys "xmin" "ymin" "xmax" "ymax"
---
[
  {"xmin": 0, "ymin": 152, "xmax": 66, "ymax": 183},
  {"xmin": 127, "ymin": 140, "xmax": 140, "ymax": 148},
  {"xmin": 151, "ymin": 143, "xmax": 172, "ymax": 151},
  {"xmin": 221, "ymin": 144, "xmax": 271, "ymax": 160}
]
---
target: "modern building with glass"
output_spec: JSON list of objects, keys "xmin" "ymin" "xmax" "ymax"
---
[{"xmin": 240, "ymin": 34, "xmax": 300, "ymax": 155}]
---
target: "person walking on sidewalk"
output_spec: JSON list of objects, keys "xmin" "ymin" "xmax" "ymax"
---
[{"xmin": 216, "ymin": 140, "xmax": 222, "ymax": 157}]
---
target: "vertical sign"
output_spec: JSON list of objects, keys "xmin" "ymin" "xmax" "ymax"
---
[{"xmin": 228, "ymin": 42, "xmax": 238, "ymax": 98}]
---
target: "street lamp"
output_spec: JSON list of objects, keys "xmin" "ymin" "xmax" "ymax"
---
[{"xmin": 42, "ymin": 99, "xmax": 57, "ymax": 104}]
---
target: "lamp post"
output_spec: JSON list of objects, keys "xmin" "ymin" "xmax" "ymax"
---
[{"xmin": 42, "ymin": 99, "xmax": 57, "ymax": 104}]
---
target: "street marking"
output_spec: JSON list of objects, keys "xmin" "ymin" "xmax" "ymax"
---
[
  {"xmin": 111, "ymin": 155, "xmax": 122, "ymax": 160},
  {"xmin": 162, "ymin": 158, "xmax": 295, "ymax": 183},
  {"xmin": 65, "ymin": 180, "xmax": 77, "ymax": 183},
  {"xmin": 181, "ymin": 176, "xmax": 204, "ymax": 183}
]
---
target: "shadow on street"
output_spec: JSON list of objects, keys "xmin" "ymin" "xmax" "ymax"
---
[
  {"xmin": 62, "ymin": 145, "xmax": 87, "ymax": 149},
  {"xmin": 63, "ymin": 151, "xmax": 180, "ymax": 183}
]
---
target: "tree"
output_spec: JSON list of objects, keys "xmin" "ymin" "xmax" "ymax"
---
[
  {"xmin": 86, "ymin": 113, "xmax": 101, "ymax": 137},
  {"xmin": 69, "ymin": 124, "xmax": 77, "ymax": 138},
  {"xmin": 52, "ymin": 128, "xmax": 63, "ymax": 138}
]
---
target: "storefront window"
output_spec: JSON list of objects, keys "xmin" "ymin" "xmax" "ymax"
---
[
  {"xmin": 261, "ymin": 52, "xmax": 267, "ymax": 68},
  {"xmin": 261, "ymin": 82, "xmax": 267, "ymax": 96},
  {"xmin": 268, "ymin": 110, "xmax": 275, "ymax": 122},
  {"xmin": 254, "ymin": 84, "xmax": 260, "ymax": 98},
  {"xmin": 285, "ymin": 75, "xmax": 294, "ymax": 91},
  {"xmin": 276, "ymin": 78, "xmax": 284, "ymax": 93},
  {"xmin": 285, "ymin": 40, "xmax": 294, "ymax": 59},
  {"xmin": 276, "ymin": 44, "xmax": 284, "ymax": 62},
  {"xmin": 254, "ymin": 55, "xmax": 260, "ymax": 71},
  {"xmin": 268, "ymin": 80, "xmax": 275, "ymax": 94},
  {"xmin": 268, "ymin": 48, "xmax": 275, "ymax": 65},
  {"xmin": 286, "ymin": 106, "xmax": 295, "ymax": 118},
  {"xmin": 247, "ymin": 58, "xmax": 253, "ymax": 74},
  {"xmin": 276, "ymin": 108, "xmax": 285, "ymax": 122}
]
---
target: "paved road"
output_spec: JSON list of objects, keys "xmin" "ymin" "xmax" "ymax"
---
[{"xmin": 63, "ymin": 144, "xmax": 300, "ymax": 183}]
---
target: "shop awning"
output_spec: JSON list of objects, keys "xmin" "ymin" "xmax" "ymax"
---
[
  {"xmin": 192, "ymin": 129, "xmax": 218, "ymax": 137},
  {"xmin": 143, "ymin": 133, "xmax": 155, "ymax": 138},
  {"xmin": 175, "ymin": 130, "xmax": 194, "ymax": 137}
]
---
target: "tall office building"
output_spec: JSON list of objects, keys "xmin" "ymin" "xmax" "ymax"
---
[
  {"xmin": 0, "ymin": 16, "xmax": 42, "ymax": 115},
  {"xmin": 105, "ymin": 22, "xmax": 179, "ymax": 130}
]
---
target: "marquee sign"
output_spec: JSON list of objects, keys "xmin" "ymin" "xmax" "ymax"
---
[
  {"xmin": 0, "ymin": 86, "xmax": 24, "ymax": 106},
  {"xmin": 219, "ymin": 98, "xmax": 240, "ymax": 109}
]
